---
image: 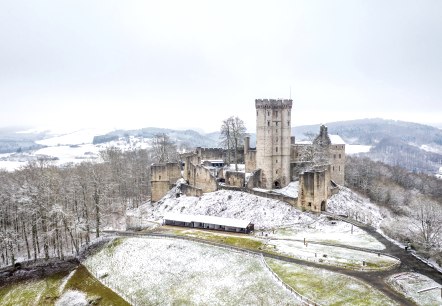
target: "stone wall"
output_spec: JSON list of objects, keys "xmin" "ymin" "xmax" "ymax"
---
[
  {"xmin": 297, "ymin": 169, "xmax": 329, "ymax": 213},
  {"xmin": 244, "ymin": 150, "xmax": 257, "ymax": 173},
  {"xmin": 246, "ymin": 169, "xmax": 261, "ymax": 189},
  {"xmin": 196, "ymin": 147, "xmax": 226, "ymax": 161},
  {"xmin": 185, "ymin": 161, "xmax": 218, "ymax": 193},
  {"xmin": 180, "ymin": 183, "xmax": 203, "ymax": 197},
  {"xmin": 329, "ymin": 144, "xmax": 345, "ymax": 185},
  {"xmin": 150, "ymin": 163, "xmax": 182, "ymax": 202},
  {"xmin": 225, "ymin": 171, "xmax": 245, "ymax": 187}
]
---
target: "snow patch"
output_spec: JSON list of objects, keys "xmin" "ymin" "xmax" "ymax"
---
[
  {"xmin": 55, "ymin": 290, "xmax": 88, "ymax": 306},
  {"xmin": 272, "ymin": 181, "xmax": 299, "ymax": 198},
  {"xmin": 346, "ymin": 144, "xmax": 372, "ymax": 154}
]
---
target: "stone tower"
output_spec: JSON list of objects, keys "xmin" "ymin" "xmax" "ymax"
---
[{"xmin": 255, "ymin": 99, "xmax": 292, "ymax": 189}]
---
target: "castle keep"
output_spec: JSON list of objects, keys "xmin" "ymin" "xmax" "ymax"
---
[
  {"xmin": 151, "ymin": 98, "xmax": 345, "ymax": 213},
  {"xmin": 255, "ymin": 99, "xmax": 292, "ymax": 189}
]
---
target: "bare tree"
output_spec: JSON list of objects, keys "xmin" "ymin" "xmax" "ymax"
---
[
  {"xmin": 220, "ymin": 116, "xmax": 247, "ymax": 171},
  {"xmin": 150, "ymin": 133, "xmax": 178, "ymax": 163},
  {"xmin": 408, "ymin": 198, "xmax": 442, "ymax": 250}
]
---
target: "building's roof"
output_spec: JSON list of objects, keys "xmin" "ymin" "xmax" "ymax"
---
[
  {"xmin": 203, "ymin": 160, "xmax": 224, "ymax": 163},
  {"xmin": 163, "ymin": 213, "xmax": 252, "ymax": 228},
  {"xmin": 329, "ymin": 134, "xmax": 346, "ymax": 145}
]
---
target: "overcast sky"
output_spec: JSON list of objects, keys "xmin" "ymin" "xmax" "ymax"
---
[{"xmin": 1, "ymin": 0, "xmax": 441, "ymax": 133}]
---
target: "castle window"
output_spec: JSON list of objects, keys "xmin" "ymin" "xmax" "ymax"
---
[
  {"xmin": 333, "ymin": 166, "xmax": 335, "ymax": 171},
  {"xmin": 276, "ymin": 121, "xmax": 278, "ymax": 126},
  {"xmin": 276, "ymin": 159, "xmax": 278, "ymax": 163},
  {"xmin": 276, "ymin": 170, "xmax": 278, "ymax": 174},
  {"xmin": 339, "ymin": 154, "xmax": 341, "ymax": 158},
  {"xmin": 339, "ymin": 166, "xmax": 341, "ymax": 171},
  {"xmin": 267, "ymin": 111, "xmax": 270, "ymax": 116},
  {"xmin": 256, "ymin": 111, "xmax": 258, "ymax": 116},
  {"xmin": 159, "ymin": 175, "xmax": 161, "ymax": 180},
  {"xmin": 267, "ymin": 121, "xmax": 270, "ymax": 127},
  {"xmin": 276, "ymin": 147, "xmax": 278, "ymax": 152},
  {"xmin": 287, "ymin": 120, "xmax": 290, "ymax": 126},
  {"xmin": 334, "ymin": 154, "xmax": 336, "ymax": 159}
]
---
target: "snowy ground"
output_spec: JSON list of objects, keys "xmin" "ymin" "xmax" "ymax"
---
[
  {"xmin": 0, "ymin": 135, "xmax": 151, "ymax": 171},
  {"xmin": 35, "ymin": 128, "xmax": 112, "ymax": 146},
  {"xmin": 84, "ymin": 237, "xmax": 298, "ymax": 305},
  {"xmin": 388, "ymin": 272, "xmax": 442, "ymax": 306},
  {"xmin": 267, "ymin": 239, "xmax": 398, "ymax": 270},
  {"xmin": 270, "ymin": 216, "xmax": 385, "ymax": 250},
  {"xmin": 271, "ymin": 181, "xmax": 299, "ymax": 198},
  {"xmin": 147, "ymin": 186, "xmax": 315, "ymax": 229},
  {"xmin": 327, "ymin": 186, "xmax": 385, "ymax": 228}
]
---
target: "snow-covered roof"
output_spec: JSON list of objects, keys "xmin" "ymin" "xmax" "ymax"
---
[
  {"xmin": 329, "ymin": 134, "xmax": 345, "ymax": 145},
  {"xmin": 163, "ymin": 213, "xmax": 252, "ymax": 228},
  {"xmin": 203, "ymin": 160, "xmax": 224, "ymax": 163}
]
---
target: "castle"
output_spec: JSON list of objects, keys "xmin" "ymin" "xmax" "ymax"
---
[{"xmin": 151, "ymin": 99, "xmax": 345, "ymax": 213}]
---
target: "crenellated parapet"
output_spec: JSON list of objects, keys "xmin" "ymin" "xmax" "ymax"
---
[{"xmin": 255, "ymin": 99, "xmax": 292, "ymax": 109}]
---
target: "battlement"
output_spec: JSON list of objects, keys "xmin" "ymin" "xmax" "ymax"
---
[{"xmin": 255, "ymin": 99, "xmax": 292, "ymax": 109}]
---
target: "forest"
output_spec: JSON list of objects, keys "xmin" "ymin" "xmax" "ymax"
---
[
  {"xmin": 345, "ymin": 156, "xmax": 442, "ymax": 265},
  {"xmin": 0, "ymin": 147, "xmax": 151, "ymax": 266}
]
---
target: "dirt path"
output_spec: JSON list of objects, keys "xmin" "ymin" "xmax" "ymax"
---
[{"xmin": 326, "ymin": 214, "xmax": 442, "ymax": 285}]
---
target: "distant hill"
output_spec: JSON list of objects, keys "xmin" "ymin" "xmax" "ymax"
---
[
  {"xmin": 2, "ymin": 119, "xmax": 441, "ymax": 174},
  {"xmin": 93, "ymin": 127, "xmax": 221, "ymax": 149},
  {"xmin": 0, "ymin": 127, "xmax": 47, "ymax": 153},
  {"xmin": 93, "ymin": 128, "xmax": 258, "ymax": 149},
  {"xmin": 293, "ymin": 119, "xmax": 442, "ymax": 174}
]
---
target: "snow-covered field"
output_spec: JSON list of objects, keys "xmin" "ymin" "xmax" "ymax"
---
[
  {"xmin": 271, "ymin": 216, "xmax": 385, "ymax": 250},
  {"xmin": 34, "ymin": 144, "xmax": 101, "ymax": 166},
  {"xmin": 0, "ymin": 131, "xmax": 151, "ymax": 171},
  {"xmin": 84, "ymin": 237, "xmax": 298, "ymax": 305},
  {"xmin": 35, "ymin": 128, "xmax": 112, "ymax": 146},
  {"xmin": 388, "ymin": 272, "xmax": 442, "ymax": 306},
  {"xmin": 267, "ymin": 239, "xmax": 398, "ymax": 270}
]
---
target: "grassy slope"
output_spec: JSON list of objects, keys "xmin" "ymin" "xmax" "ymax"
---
[{"xmin": 267, "ymin": 258, "xmax": 398, "ymax": 306}]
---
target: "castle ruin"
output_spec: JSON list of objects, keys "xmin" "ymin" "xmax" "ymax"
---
[{"xmin": 150, "ymin": 98, "xmax": 345, "ymax": 212}]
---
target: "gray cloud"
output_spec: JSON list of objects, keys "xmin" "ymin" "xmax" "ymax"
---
[{"xmin": 0, "ymin": 0, "xmax": 441, "ymax": 132}]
